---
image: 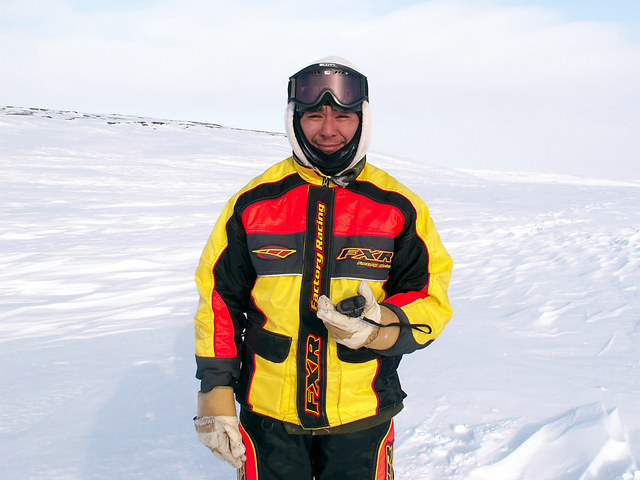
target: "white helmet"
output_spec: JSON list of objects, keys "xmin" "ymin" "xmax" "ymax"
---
[{"xmin": 285, "ymin": 56, "xmax": 371, "ymax": 185}]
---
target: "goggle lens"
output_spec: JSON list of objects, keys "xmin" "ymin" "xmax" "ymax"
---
[{"xmin": 288, "ymin": 65, "xmax": 368, "ymax": 109}]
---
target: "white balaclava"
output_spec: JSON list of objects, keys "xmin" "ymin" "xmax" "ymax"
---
[{"xmin": 285, "ymin": 56, "xmax": 371, "ymax": 186}]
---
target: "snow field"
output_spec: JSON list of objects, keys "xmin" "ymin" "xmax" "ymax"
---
[{"xmin": 1, "ymin": 106, "xmax": 638, "ymax": 479}]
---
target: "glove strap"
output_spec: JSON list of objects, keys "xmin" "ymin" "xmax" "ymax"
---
[{"xmin": 193, "ymin": 416, "xmax": 215, "ymax": 426}]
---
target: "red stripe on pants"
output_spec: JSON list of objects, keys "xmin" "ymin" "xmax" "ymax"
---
[
  {"xmin": 374, "ymin": 420, "xmax": 395, "ymax": 480},
  {"xmin": 238, "ymin": 422, "xmax": 258, "ymax": 480}
]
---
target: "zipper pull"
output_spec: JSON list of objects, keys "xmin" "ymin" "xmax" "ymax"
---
[{"xmin": 322, "ymin": 176, "xmax": 330, "ymax": 187}]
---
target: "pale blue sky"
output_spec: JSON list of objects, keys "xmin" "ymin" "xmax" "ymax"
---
[
  {"xmin": 62, "ymin": 0, "xmax": 640, "ymax": 26},
  {"xmin": 1, "ymin": 0, "xmax": 638, "ymax": 179},
  {"xmin": 509, "ymin": 0, "xmax": 639, "ymax": 28}
]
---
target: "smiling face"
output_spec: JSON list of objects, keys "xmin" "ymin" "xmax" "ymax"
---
[{"xmin": 298, "ymin": 105, "xmax": 360, "ymax": 155}]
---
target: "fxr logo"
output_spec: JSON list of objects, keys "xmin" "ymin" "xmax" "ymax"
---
[
  {"xmin": 304, "ymin": 335, "xmax": 321, "ymax": 416},
  {"xmin": 386, "ymin": 442, "xmax": 394, "ymax": 480},
  {"xmin": 337, "ymin": 248, "xmax": 394, "ymax": 264},
  {"xmin": 252, "ymin": 246, "xmax": 296, "ymax": 259}
]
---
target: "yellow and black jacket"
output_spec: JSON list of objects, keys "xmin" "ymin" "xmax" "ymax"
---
[{"xmin": 195, "ymin": 157, "xmax": 453, "ymax": 431}]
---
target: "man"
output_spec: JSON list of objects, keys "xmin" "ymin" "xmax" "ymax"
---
[{"xmin": 193, "ymin": 57, "xmax": 453, "ymax": 479}]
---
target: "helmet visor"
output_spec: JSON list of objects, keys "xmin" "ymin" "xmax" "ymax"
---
[{"xmin": 288, "ymin": 64, "xmax": 368, "ymax": 110}]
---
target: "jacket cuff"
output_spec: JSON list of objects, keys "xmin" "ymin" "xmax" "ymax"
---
[
  {"xmin": 370, "ymin": 302, "xmax": 426, "ymax": 356},
  {"xmin": 195, "ymin": 355, "xmax": 241, "ymax": 392}
]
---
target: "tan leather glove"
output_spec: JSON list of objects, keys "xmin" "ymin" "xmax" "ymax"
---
[
  {"xmin": 317, "ymin": 281, "xmax": 382, "ymax": 349},
  {"xmin": 194, "ymin": 415, "xmax": 246, "ymax": 469},
  {"xmin": 194, "ymin": 387, "xmax": 245, "ymax": 469}
]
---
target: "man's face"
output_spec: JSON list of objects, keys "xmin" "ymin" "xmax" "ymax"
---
[{"xmin": 299, "ymin": 105, "xmax": 360, "ymax": 155}]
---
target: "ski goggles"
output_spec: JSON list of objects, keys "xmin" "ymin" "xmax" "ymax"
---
[{"xmin": 288, "ymin": 63, "xmax": 368, "ymax": 110}]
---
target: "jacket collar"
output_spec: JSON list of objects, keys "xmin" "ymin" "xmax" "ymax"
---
[{"xmin": 290, "ymin": 156, "xmax": 332, "ymax": 186}]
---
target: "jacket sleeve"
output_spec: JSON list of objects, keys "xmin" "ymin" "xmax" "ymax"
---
[
  {"xmin": 194, "ymin": 195, "xmax": 256, "ymax": 392},
  {"xmin": 377, "ymin": 195, "xmax": 453, "ymax": 356}
]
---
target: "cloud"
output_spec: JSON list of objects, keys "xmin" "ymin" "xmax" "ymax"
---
[{"xmin": 0, "ymin": 0, "xmax": 638, "ymax": 179}]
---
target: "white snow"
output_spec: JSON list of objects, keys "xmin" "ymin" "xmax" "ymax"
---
[{"xmin": 1, "ymin": 106, "xmax": 639, "ymax": 479}]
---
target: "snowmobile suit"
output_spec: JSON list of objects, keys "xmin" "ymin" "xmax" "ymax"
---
[
  {"xmin": 238, "ymin": 409, "xmax": 396, "ymax": 480},
  {"xmin": 194, "ymin": 156, "xmax": 453, "ymax": 431}
]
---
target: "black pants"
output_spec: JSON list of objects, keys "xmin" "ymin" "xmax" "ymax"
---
[{"xmin": 238, "ymin": 409, "xmax": 395, "ymax": 480}]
